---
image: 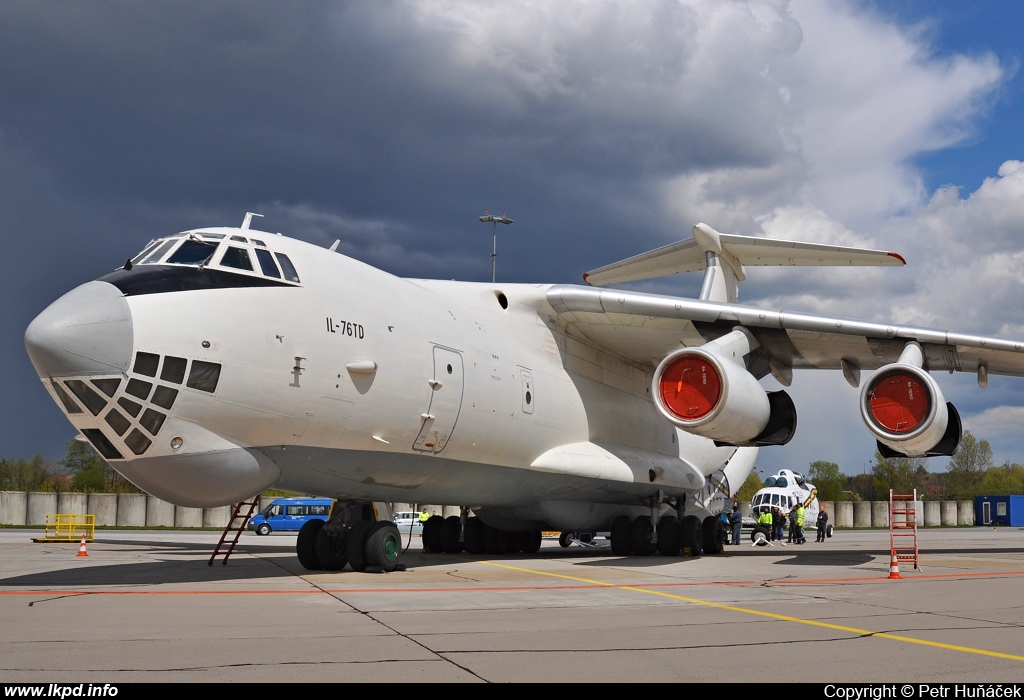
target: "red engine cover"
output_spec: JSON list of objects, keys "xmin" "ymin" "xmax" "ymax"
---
[
  {"xmin": 658, "ymin": 355, "xmax": 722, "ymax": 421},
  {"xmin": 868, "ymin": 372, "xmax": 929, "ymax": 434}
]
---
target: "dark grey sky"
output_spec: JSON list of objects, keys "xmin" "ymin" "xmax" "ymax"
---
[{"xmin": 4, "ymin": 1, "xmax": 1024, "ymax": 474}]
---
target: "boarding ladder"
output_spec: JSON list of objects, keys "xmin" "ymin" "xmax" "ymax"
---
[
  {"xmin": 889, "ymin": 489, "xmax": 920, "ymax": 571},
  {"xmin": 208, "ymin": 495, "xmax": 261, "ymax": 566}
]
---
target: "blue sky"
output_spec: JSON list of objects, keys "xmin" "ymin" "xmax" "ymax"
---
[{"xmin": 3, "ymin": 0, "xmax": 1024, "ymax": 479}]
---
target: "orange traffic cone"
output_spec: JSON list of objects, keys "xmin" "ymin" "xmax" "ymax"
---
[
  {"xmin": 887, "ymin": 551, "xmax": 901, "ymax": 579},
  {"xmin": 77, "ymin": 535, "xmax": 88, "ymax": 557}
]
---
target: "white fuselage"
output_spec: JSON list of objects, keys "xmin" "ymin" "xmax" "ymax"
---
[{"xmin": 26, "ymin": 227, "xmax": 756, "ymax": 531}]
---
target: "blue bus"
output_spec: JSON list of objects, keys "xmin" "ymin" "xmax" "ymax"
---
[{"xmin": 248, "ymin": 497, "xmax": 333, "ymax": 535}]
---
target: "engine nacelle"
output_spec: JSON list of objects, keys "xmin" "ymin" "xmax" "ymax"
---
[
  {"xmin": 860, "ymin": 363, "xmax": 962, "ymax": 457},
  {"xmin": 653, "ymin": 346, "xmax": 796, "ymax": 446}
]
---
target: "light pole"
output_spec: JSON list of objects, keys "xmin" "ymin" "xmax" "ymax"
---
[{"xmin": 479, "ymin": 209, "xmax": 513, "ymax": 283}]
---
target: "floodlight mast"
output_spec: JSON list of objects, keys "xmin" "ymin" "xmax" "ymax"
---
[{"xmin": 478, "ymin": 209, "xmax": 513, "ymax": 283}]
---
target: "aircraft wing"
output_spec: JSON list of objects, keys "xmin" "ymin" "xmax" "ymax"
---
[{"xmin": 546, "ymin": 284, "xmax": 1024, "ymax": 379}]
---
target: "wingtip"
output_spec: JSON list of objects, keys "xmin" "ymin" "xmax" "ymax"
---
[
  {"xmin": 887, "ymin": 252, "xmax": 907, "ymax": 265},
  {"xmin": 583, "ymin": 272, "xmax": 592, "ymax": 285}
]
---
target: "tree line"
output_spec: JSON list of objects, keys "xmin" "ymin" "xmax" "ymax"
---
[
  {"xmin": 736, "ymin": 430, "xmax": 1021, "ymax": 502},
  {"xmin": 0, "ymin": 440, "xmax": 142, "ymax": 494}
]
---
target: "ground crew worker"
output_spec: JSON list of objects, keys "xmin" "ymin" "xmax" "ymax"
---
[
  {"xmin": 757, "ymin": 507, "xmax": 773, "ymax": 540},
  {"xmin": 729, "ymin": 507, "xmax": 743, "ymax": 545},
  {"xmin": 794, "ymin": 504, "xmax": 806, "ymax": 544},
  {"xmin": 419, "ymin": 510, "xmax": 430, "ymax": 523},
  {"xmin": 816, "ymin": 507, "xmax": 829, "ymax": 542}
]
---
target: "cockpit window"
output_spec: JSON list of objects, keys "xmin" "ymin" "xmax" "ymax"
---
[
  {"xmin": 139, "ymin": 238, "xmax": 180, "ymax": 265},
  {"xmin": 167, "ymin": 239, "xmax": 218, "ymax": 266},
  {"xmin": 220, "ymin": 246, "xmax": 254, "ymax": 271},
  {"xmin": 275, "ymin": 253, "xmax": 300, "ymax": 283},
  {"xmin": 131, "ymin": 240, "xmax": 160, "ymax": 264},
  {"xmin": 254, "ymin": 248, "xmax": 281, "ymax": 278}
]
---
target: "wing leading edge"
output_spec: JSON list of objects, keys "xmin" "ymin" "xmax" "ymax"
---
[{"xmin": 546, "ymin": 284, "xmax": 1024, "ymax": 381}]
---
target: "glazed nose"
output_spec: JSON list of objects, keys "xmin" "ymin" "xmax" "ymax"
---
[{"xmin": 24, "ymin": 281, "xmax": 134, "ymax": 377}]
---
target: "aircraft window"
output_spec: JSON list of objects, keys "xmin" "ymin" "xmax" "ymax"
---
[
  {"xmin": 275, "ymin": 253, "xmax": 300, "ymax": 283},
  {"xmin": 82, "ymin": 428, "xmax": 124, "ymax": 460},
  {"xmin": 140, "ymin": 408, "xmax": 166, "ymax": 436},
  {"xmin": 64, "ymin": 380, "xmax": 107, "ymax": 416},
  {"xmin": 118, "ymin": 397, "xmax": 143, "ymax": 418},
  {"xmin": 134, "ymin": 352, "xmax": 160, "ymax": 377},
  {"xmin": 220, "ymin": 246, "xmax": 254, "ymax": 272},
  {"xmin": 151, "ymin": 386, "xmax": 178, "ymax": 410},
  {"xmin": 124, "ymin": 428, "xmax": 152, "ymax": 456},
  {"xmin": 104, "ymin": 408, "xmax": 131, "ymax": 437},
  {"xmin": 255, "ymin": 249, "xmax": 281, "ymax": 278},
  {"xmin": 187, "ymin": 361, "xmax": 221, "ymax": 392},
  {"xmin": 91, "ymin": 378, "xmax": 121, "ymax": 398},
  {"xmin": 251, "ymin": 238, "xmax": 267, "ymax": 247},
  {"xmin": 230, "ymin": 235, "xmax": 249, "ymax": 243},
  {"xmin": 776, "ymin": 477, "xmax": 788, "ymax": 488},
  {"xmin": 130, "ymin": 240, "xmax": 161, "ymax": 265},
  {"xmin": 764, "ymin": 476, "xmax": 776, "ymax": 487},
  {"xmin": 196, "ymin": 233, "xmax": 225, "ymax": 240},
  {"xmin": 126, "ymin": 378, "xmax": 153, "ymax": 401},
  {"xmin": 167, "ymin": 239, "xmax": 218, "ymax": 266},
  {"xmin": 160, "ymin": 356, "xmax": 187, "ymax": 384},
  {"xmin": 140, "ymin": 238, "xmax": 180, "ymax": 265},
  {"xmin": 51, "ymin": 381, "xmax": 82, "ymax": 414}
]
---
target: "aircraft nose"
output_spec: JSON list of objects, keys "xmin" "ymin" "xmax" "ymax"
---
[{"xmin": 24, "ymin": 280, "xmax": 134, "ymax": 378}]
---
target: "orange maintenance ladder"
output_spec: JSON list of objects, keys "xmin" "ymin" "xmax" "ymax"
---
[
  {"xmin": 889, "ymin": 489, "xmax": 920, "ymax": 571},
  {"xmin": 208, "ymin": 496, "xmax": 262, "ymax": 566}
]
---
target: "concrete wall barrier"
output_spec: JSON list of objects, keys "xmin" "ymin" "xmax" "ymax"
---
[
  {"xmin": 117, "ymin": 494, "xmax": 147, "ymax": 527},
  {"xmin": 174, "ymin": 505, "xmax": 203, "ymax": 528},
  {"xmin": 203, "ymin": 505, "xmax": 232, "ymax": 529},
  {"xmin": 924, "ymin": 501, "xmax": 941, "ymax": 527},
  {"xmin": 870, "ymin": 501, "xmax": 889, "ymax": 528},
  {"xmin": 27, "ymin": 492, "xmax": 58, "ymax": 526},
  {"xmin": 88, "ymin": 494, "xmax": 117, "ymax": 526},
  {"xmin": 146, "ymin": 496, "xmax": 175, "ymax": 527},
  {"xmin": 853, "ymin": 501, "xmax": 871, "ymax": 527},
  {"xmin": 834, "ymin": 501, "xmax": 853, "ymax": 528},
  {"xmin": 0, "ymin": 491, "xmax": 27, "ymax": 526},
  {"xmin": 57, "ymin": 492, "xmax": 88, "ymax": 517},
  {"xmin": 941, "ymin": 501, "xmax": 958, "ymax": 527},
  {"xmin": 958, "ymin": 500, "xmax": 975, "ymax": 526}
]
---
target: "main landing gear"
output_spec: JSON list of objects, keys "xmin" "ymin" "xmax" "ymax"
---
[
  {"xmin": 296, "ymin": 503, "xmax": 403, "ymax": 573},
  {"xmin": 608, "ymin": 495, "xmax": 727, "ymax": 558},
  {"xmin": 420, "ymin": 511, "xmax": 543, "ymax": 556}
]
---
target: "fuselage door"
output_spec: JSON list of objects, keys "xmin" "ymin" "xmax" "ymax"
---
[{"xmin": 412, "ymin": 345, "xmax": 465, "ymax": 454}]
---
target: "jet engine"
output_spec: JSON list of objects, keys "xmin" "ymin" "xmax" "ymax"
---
[
  {"xmin": 859, "ymin": 345, "xmax": 962, "ymax": 457},
  {"xmin": 652, "ymin": 329, "xmax": 796, "ymax": 447}
]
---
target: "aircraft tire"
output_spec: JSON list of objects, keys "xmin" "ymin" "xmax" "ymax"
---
[
  {"xmin": 505, "ymin": 531, "xmax": 523, "ymax": 554},
  {"xmin": 558, "ymin": 532, "xmax": 573, "ymax": 548},
  {"xmin": 464, "ymin": 518, "xmax": 485, "ymax": 554},
  {"xmin": 256, "ymin": 523, "xmax": 271, "ymax": 536},
  {"xmin": 521, "ymin": 530, "xmax": 542, "ymax": 554},
  {"xmin": 365, "ymin": 521, "xmax": 401, "ymax": 572},
  {"xmin": 610, "ymin": 515, "xmax": 633, "ymax": 555},
  {"xmin": 347, "ymin": 520, "xmax": 373, "ymax": 572},
  {"xmin": 630, "ymin": 515, "xmax": 655, "ymax": 556},
  {"xmin": 826, "ymin": 524, "xmax": 834, "ymax": 538},
  {"xmin": 439, "ymin": 515, "xmax": 464, "ymax": 554},
  {"xmin": 657, "ymin": 516, "xmax": 681, "ymax": 556},
  {"xmin": 681, "ymin": 515, "xmax": 703, "ymax": 556},
  {"xmin": 296, "ymin": 519, "xmax": 324, "ymax": 570},
  {"xmin": 422, "ymin": 515, "xmax": 444, "ymax": 553},
  {"xmin": 314, "ymin": 526, "xmax": 349, "ymax": 571},
  {"xmin": 701, "ymin": 516, "xmax": 724, "ymax": 555},
  {"xmin": 482, "ymin": 523, "xmax": 507, "ymax": 554},
  {"xmin": 750, "ymin": 525, "xmax": 770, "ymax": 544}
]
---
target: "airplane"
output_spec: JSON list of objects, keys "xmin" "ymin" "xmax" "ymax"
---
[
  {"xmin": 23, "ymin": 216, "xmax": 1024, "ymax": 572},
  {"xmin": 747, "ymin": 468, "xmax": 825, "ymax": 545}
]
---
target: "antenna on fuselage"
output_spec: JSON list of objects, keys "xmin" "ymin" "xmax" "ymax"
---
[{"xmin": 241, "ymin": 212, "xmax": 264, "ymax": 230}]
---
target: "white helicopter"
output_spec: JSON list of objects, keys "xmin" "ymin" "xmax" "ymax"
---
[{"xmin": 748, "ymin": 468, "xmax": 828, "ymax": 544}]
